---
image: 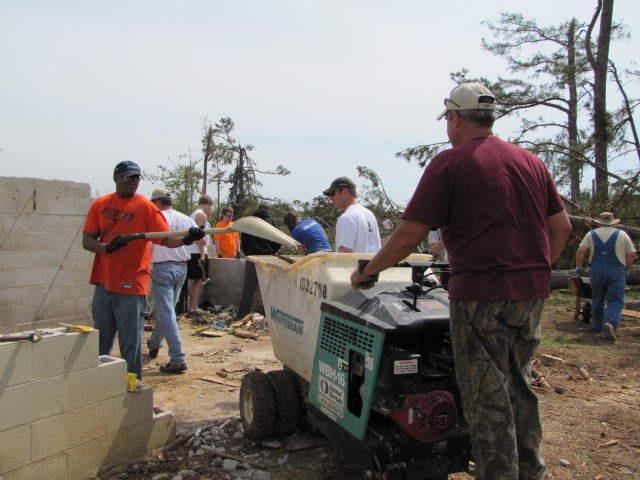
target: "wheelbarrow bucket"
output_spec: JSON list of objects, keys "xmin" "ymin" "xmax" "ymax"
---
[{"xmin": 568, "ymin": 276, "xmax": 592, "ymax": 324}]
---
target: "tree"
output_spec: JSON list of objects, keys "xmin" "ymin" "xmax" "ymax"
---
[
  {"xmin": 397, "ymin": 3, "xmax": 639, "ymax": 217},
  {"xmin": 208, "ymin": 117, "xmax": 291, "ymax": 219},
  {"xmin": 144, "ymin": 151, "xmax": 203, "ymax": 214}
]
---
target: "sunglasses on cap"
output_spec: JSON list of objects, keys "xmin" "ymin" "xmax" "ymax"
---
[{"xmin": 122, "ymin": 174, "xmax": 142, "ymax": 184}]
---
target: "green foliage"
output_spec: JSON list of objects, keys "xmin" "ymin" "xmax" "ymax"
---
[{"xmin": 144, "ymin": 153, "xmax": 204, "ymax": 214}]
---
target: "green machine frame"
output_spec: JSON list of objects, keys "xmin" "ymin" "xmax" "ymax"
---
[{"xmin": 308, "ymin": 310, "xmax": 386, "ymax": 440}]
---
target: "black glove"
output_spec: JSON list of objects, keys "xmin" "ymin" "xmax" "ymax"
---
[
  {"xmin": 182, "ymin": 227, "xmax": 206, "ymax": 245},
  {"xmin": 105, "ymin": 235, "xmax": 129, "ymax": 254}
]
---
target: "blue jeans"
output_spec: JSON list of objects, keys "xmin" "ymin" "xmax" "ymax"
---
[
  {"xmin": 148, "ymin": 261, "xmax": 188, "ymax": 364},
  {"xmin": 590, "ymin": 265, "xmax": 626, "ymax": 331},
  {"xmin": 92, "ymin": 283, "xmax": 146, "ymax": 379}
]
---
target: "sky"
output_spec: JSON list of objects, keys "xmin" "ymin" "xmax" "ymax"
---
[{"xmin": 1, "ymin": 1, "xmax": 638, "ymax": 208}]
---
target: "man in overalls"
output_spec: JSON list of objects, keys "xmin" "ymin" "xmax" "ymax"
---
[{"xmin": 575, "ymin": 212, "xmax": 636, "ymax": 340}]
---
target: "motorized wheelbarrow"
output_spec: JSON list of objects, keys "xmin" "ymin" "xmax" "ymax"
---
[{"xmin": 568, "ymin": 276, "xmax": 592, "ymax": 324}]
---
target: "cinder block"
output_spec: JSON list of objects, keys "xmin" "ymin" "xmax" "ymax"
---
[
  {"xmin": 67, "ymin": 355, "xmax": 127, "ymax": 410},
  {"xmin": 30, "ymin": 249, "xmax": 62, "ymax": 268},
  {"xmin": 2, "ymin": 213, "xmax": 32, "ymax": 233},
  {"xmin": 33, "ymin": 178, "xmax": 90, "ymax": 199},
  {"xmin": 61, "ymin": 282, "xmax": 90, "ymax": 301},
  {"xmin": 1, "ymin": 452, "xmax": 67, "ymax": 480},
  {"xmin": 47, "ymin": 266, "xmax": 77, "ymax": 285},
  {"xmin": 47, "ymin": 231, "xmax": 82, "ymax": 250},
  {"xmin": 97, "ymin": 385, "xmax": 154, "ymax": 435},
  {"xmin": 13, "ymin": 267, "xmax": 49, "ymax": 287},
  {"xmin": 60, "ymin": 215, "xmax": 86, "ymax": 232},
  {"xmin": 0, "ymin": 251, "xmax": 31, "ymax": 269},
  {"xmin": 47, "ymin": 197, "xmax": 92, "ymax": 216},
  {"xmin": 31, "ymin": 330, "xmax": 98, "ymax": 380},
  {"xmin": 18, "ymin": 233, "xmax": 47, "ymax": 251},
  {"xmin": 31, "ymin": 404, "xmax": 99, "ymax": 460},
  {"xmin": 60, "ymin": 248, "xmax": 93, "ymax": 268},
  {"xmin": 29, "ymin": 214, "xmax": 62, "ymax": 233},
  {"xmin": 0, "ymin": 425, "xmax": 31, "ymax": 473},
  {"xmin": 0, "ymin": 269, "xmax": 16, "ymax": 288},
  {"xmin": 27, "ymin": 284, "xmax": 62, "ymax": 305},
  {"xmin": 0, "ymin": 177, "xmax": 35, "ymax": 196},
  {"xmin": 145, "ymin": 410, "xmax": 177, "ymax": 449},
  {"xmin": 0, "ymin": 340, "xmax": 32, "ymax": 388},
  {"xmin": 0, "ymin": 232, "xmax": 16, "ymax": 252},
  {"xmin": 0, "ymin": 377, "xmax": 66, "ymax": 431},
  {"xmin": 0, "ymin": 306, "xmax": 14, "ymax": 326},
  {"xmin": 0, "ymin": 287, "xmax": 30, "ymax": 308},
  {"xmin": 75, "ymin": 264, "xmax": 92, "ymax": 282}
]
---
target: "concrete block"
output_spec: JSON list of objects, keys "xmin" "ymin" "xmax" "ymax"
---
[
  {"xmin": 0, "ymin": 377, "xmax": 66, "ymax": 431},
  {"xmin": 0, "ymin": 287, "xmax": 30, "ymax": 308},
  {"xmin": 0, "ymin": 340, "xmax": 32, "ymax": 388},
  {"xmin": 13, "ymin": 267, "xmax": 49, "ymax": 287},
  {"xmin": 1, "ymin": 214, "xmax": 32, "ymax": 233},
  {"xmin": 27, "ymin": 284, "xmax": 62, "ymax": 305},
  {"xmin": 30, "ymin": 249, "xmax": 62, "ymax": 268},
  {"xmin": 67, "ymin": 355, "xmax": 127, "ymax": 410},
  {"xmin": 33, "ymin": 178, "xmax": 90, "ymax": 199},
  {"xmin": 0, "ymin": 425, "xmax": 31, "ymax": 474},
  {"xmin": 75, "ymin": 264, "xmax": 91, "ymax": 283},
  {"xmin": 0, "ymin": 232, "xmax": 16, "ymax": 251},
  {"xmin": 61, "ymin": 282, "xmax": 90, "ymax": 301},
  {"xmin": 0, "ymin": 307, "xmax": 14, "ymax": 326},
  {"xmin": 0, "ymin": 251, "xmax": 31, "ymax": 270},
  {"xmin": 0, "ymin": 196, "xmax": 18, "ymax": 215},
  {"xmin": 47, "ymin": 197, "xmax": 92, "ymax": 216},
  {"xmin": 0, "ymin": 177, "xmax": 35, "ymax": 196},
  {"xmin": 31, "ymin": 330, "xmax": 98, "ymax": 380},
  {"xmin": 47, "ymin": 265, "xmax": 77, "ymax": 285},
  {"xmin": 31, "ymin": 404, "xmax": 99, "ymax": 460},
  {"xmin": 98, "ymin": 385, "xmax": 154, "ymax": 435},
  {"xmin": 29, "ymin": 213, "xmax": 62, "ymax": 233},
  {"xmin": 0, "ymin": 453, "xmax": 67, "ymax": 480},
  {"xmin": 60, "ymin": 215, "xmax": 86, "ymax": 232},
  {"xmin": 47, "ymin": 230, "xmax": 82, "ymax": 249},
  {"xmin": 19, "ymin": 234, "xmax": 47, "ymax": 251},
  {"xmin": 143, "ymin": 410, "xmax": 177, "ymax": 449},
  {"xmin": 0, "ymin": 270, "xmax": 16, "ymax": 289},
  {"xmin": 60, "ymin": 248, "xmax": 93, "ymax": 267},
  {"xmin": 12, "ymin": 304, "xmax": 40, "ymax": 324}
]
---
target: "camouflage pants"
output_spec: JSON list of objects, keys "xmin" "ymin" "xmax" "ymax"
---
[{"xmin": 450, "ymin": 300, "xmax": 546, "ymax": 480}]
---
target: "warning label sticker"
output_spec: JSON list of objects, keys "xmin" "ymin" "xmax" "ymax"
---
[{"xmin": 394, "ymin": 358, "xmax": 418, "ymax": 375}]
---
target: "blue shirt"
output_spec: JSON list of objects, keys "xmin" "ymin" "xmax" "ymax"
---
[{"xmin": 291, "ymin": 219, "xmax": 331, "ymax": 254}]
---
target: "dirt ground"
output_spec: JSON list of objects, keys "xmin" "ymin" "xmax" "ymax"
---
[{"xmin": 94, "ymin": 288, "xmax": 640, "ymax": 480}]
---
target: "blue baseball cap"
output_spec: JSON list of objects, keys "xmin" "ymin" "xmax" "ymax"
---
[{"xmin": 113, "ymin": 160, "xmax": 143, "ymax": 177}]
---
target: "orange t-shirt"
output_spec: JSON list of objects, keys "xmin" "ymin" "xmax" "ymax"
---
[
  {"xmin": 83, "ymin": 193, "xmax": 170, "ymax": 295},
  {"xmin": 213, "ymin": 220, "xmax": 240, "ymax": 258}
]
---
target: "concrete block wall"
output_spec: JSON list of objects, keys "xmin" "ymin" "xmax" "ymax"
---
[
  {"xmin": 0, "ymin": 328, "xmax": 176, "ymax": 480},
  {"xmin": 0, "ymin": 177, "xmax": 94, "ymax": 334},
  {"xmin": 205, "ymin": 258, "xmax": 263, "ymax": 311}
]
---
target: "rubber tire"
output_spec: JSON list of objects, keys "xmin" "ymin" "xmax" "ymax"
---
[
  {"xmin": 239, "ymin": 371, "xmax": 276, "ymax": 441},
  {"xmin": 267, "ymin": 370, "xmax": 301, "ymax": 438}
]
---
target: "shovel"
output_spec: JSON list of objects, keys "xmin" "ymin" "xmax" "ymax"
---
[
  {"xmin": 59, "ymin": 323, "xmax": 96, "ymax": 333},
  {"xmin": 118, "ymin": 216, "xmax": 299, "ymax": 249}
]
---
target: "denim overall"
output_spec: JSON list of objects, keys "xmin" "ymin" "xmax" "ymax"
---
[{"xmin": 590, "ymin": 229, "xmax": 626, "ymax": 332}]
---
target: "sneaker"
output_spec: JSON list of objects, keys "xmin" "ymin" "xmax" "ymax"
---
[
  {"xmin": 159, "ymin": 362, "xmax": 188, "ymax": 374},
  {"xmin": 603, "ymin": 323, "xmax": 617, "ymax": 341},
  {"xmin": 147, "ymin": 340, "xmax": 159, "ymax": 359}
]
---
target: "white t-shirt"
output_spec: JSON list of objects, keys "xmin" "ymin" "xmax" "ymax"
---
[
  {"xmin": 335, "ymin": 204, "xmax": 381, "ymax": 253},
  {"xmin": 579, "ymin": 226, "xmax": 636, "ymax": 266},
  {"xmin": 188, "ymin": 208, "xmax": 211, "ymax": 255},
  {"xmin": 151, "ymin": 209, "xmax": 198, "ymax": 263}
]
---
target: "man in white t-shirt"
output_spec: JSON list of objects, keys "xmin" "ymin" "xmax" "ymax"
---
[
  {"xmin": 148, "ymin": 188, "xmax": 201, "ymax": 374},
  {"xmin": 323, "ymin": 176, "xmax": 381, "ymax": 253}
]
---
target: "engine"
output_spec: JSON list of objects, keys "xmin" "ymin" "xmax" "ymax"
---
[{"xmin": 388, "ymin": 390, "xmax": 458, "ymax": 442}]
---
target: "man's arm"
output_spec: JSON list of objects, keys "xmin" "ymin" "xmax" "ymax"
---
[
  {"xmin": 546, "ymin": 210, "xmax": 572, "ymax": 263},
  {"xmin": 575, "ymin": 246, "xmax": 588, "ymax": 269},
  {"xmin": 351, "ymin": 220, "xmax": 430, "ymax": 285},
  {"xmin": 626, "ymin": 252, "xmax": 636, "ymax": 272},
  {"xmin": 82, "ymin": 232, "xmax": 106, "ymax": 253}
]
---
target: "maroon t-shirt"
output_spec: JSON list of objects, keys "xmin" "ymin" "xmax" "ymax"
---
[{"xmin": 403, "ymin": 136, "xmax": 565, "ymax": 301}]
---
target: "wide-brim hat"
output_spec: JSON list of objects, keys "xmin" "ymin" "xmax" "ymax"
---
[{"xmin": 595, "ymin": 211, "xmax": 620, "ymax": 225}]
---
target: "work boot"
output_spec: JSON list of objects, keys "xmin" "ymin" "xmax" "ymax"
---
[
  {"xmin": 603, "ymin": 323, "xmax": 617, "ymax": 341},
  {"xmin": 159, "ymin": 362, "xmax": 188, "ymax": 374},
  {"xmin": 147, "ymin": 339, "xmax": 159, "ymax": 359}
]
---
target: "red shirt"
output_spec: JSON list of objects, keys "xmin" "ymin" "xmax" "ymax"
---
[
  {"xmin": 83, "ymin": 193, "xmax": 170, "ymax": 295},
  {"xmin": 404, "ymin": 136, "xmax": 565, "ymax": 301}
]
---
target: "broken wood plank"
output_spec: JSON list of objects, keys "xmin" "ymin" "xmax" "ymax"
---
[
  {"xmin": 232, "ymin": 328, "xmax": 260, "ymax": 339},
  {"xmin": 200, "ymin": 376, "xmax": 241, "ymax": 388},
  {"xmin": 598, "ymin": 439, "xmax": 619, "ymax": 448},
  {"xmin": 199, "ymin": 331, "xmax": 224, "ymax": 337},
  {"xmin": 621, "ymin": 308, "xmax": 640, "ymax": 318}
]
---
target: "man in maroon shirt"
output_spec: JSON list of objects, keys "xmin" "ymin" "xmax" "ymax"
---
[{"xmin": 351, "ymin": 83, "xmax": 572, "ymax": 480}]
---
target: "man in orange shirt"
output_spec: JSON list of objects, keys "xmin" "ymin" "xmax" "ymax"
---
[
  {"xmin": 82, "ymin": 161, "xmax": 205, "ymax": 380},
  {"xmin": 214, "ymin": 206, "xmax": 240, "ymax": 258}
]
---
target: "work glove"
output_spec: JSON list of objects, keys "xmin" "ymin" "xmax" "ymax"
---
[
  {"xmin": 182, "ymin": 227, "xmax": 206, "ymax": 246},
  {"xmin": 105, "ymin": 235, "xmax": 129, "ymax": 254},
  {"xmin": 350, "ymin": 260, "xmax": 380, "ymax": 290},
  {"xmin": 575, "ymin": 267, "xmax": 583, "ymax": 276}
]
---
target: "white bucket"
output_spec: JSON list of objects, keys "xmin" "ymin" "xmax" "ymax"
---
[{"xmin": 250, "ymin": 252, "xmax": 434, "ymax": 382}]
